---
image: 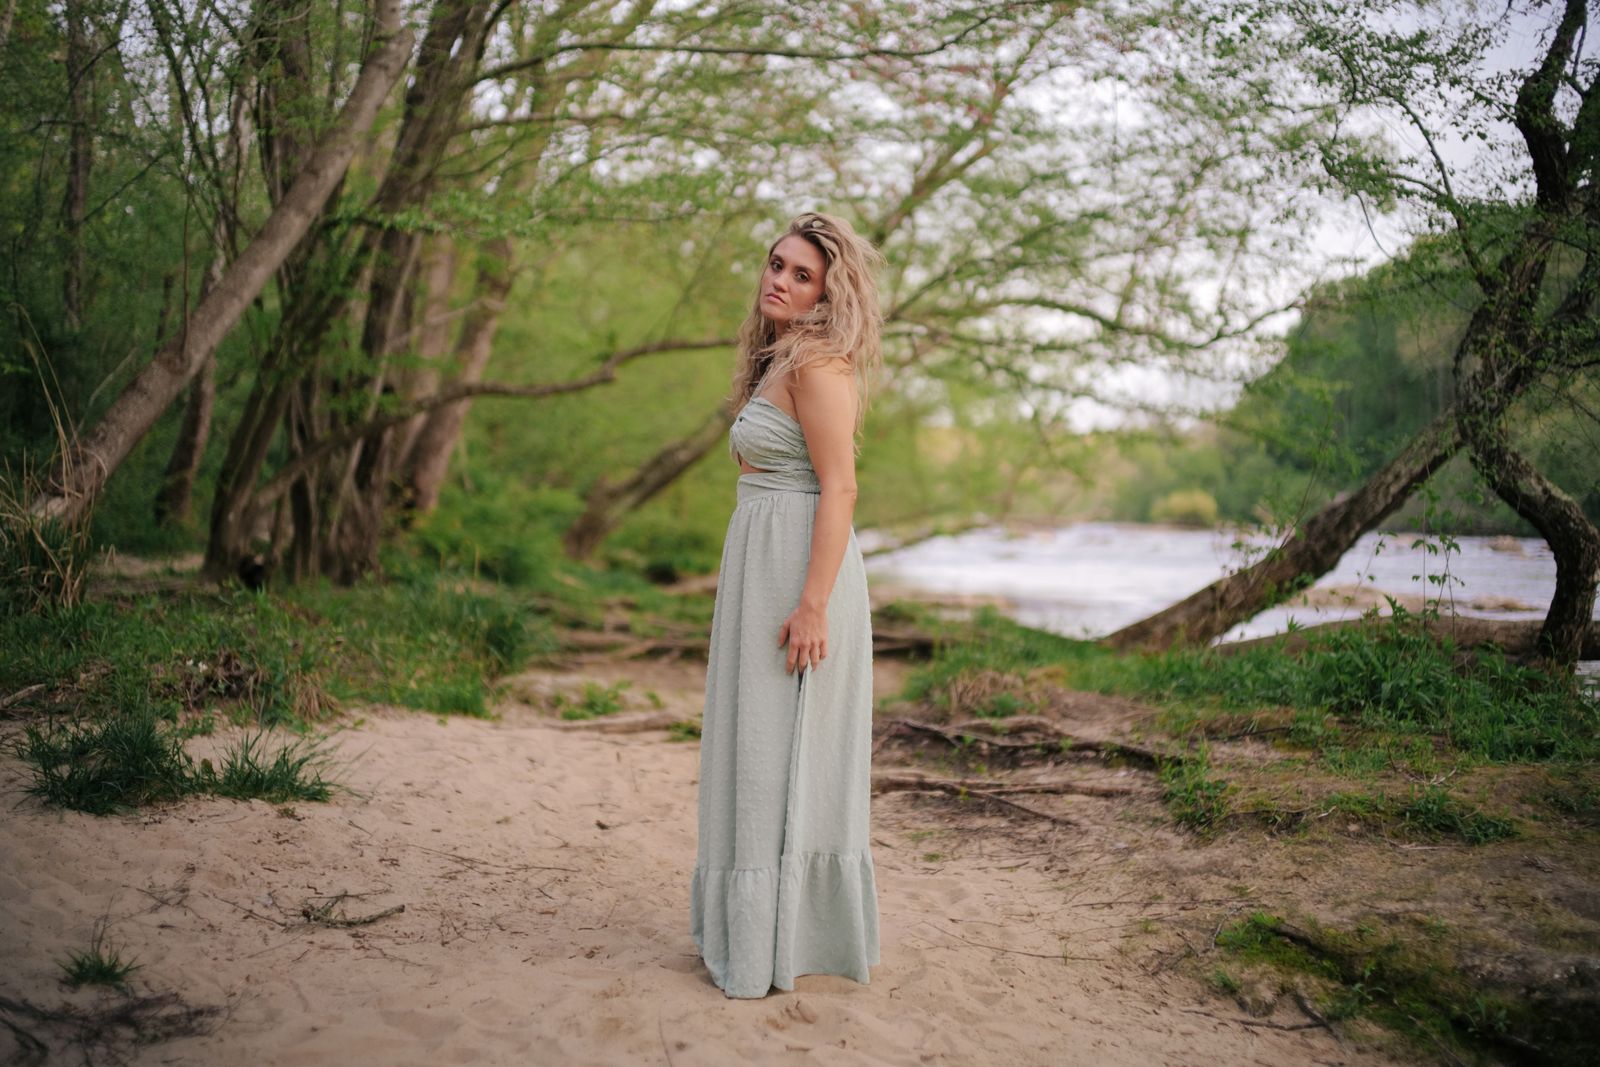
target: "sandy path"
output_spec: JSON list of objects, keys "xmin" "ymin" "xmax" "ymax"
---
[{"xmin": 1, "ymin": 670, "xmax": 1412, "ymax": 1067}]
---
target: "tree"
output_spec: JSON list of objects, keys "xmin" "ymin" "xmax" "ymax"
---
[
  {"xmin": 1107, "ymin": 0, "xmax": 1599, "ymax": 666},
  {"xmin": 27, "ymin": 0, "xmax": 416, "ymax": 526}
]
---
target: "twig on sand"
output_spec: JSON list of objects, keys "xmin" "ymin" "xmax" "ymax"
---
[
  {"xmin": 409, "ymin": 843, "xmax": 578, "ymax": 873},
  {"xmin": 547, "ymin": 710, "xmax": 683, "ymax": 733},
  {"xmin": 208, "ymin": 891, "xmax": 290, "ymax": 928},
  {"xmin": 301, "ymin": 892, "xmax": 406, "ymax": 927},
  {"xmin": 0, "ymin": 683, "xmax": 46, "ymax": 711},
  {"xmin": 919, "ymin": 920, "xmax": 1099, "ymax": 962},
  {"xmin": 659, "ymin": 1012, "xmax": 677, "ymax": 1067}
]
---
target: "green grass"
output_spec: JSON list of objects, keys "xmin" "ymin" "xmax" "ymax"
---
[
  {"xmin": 667, "ymin": 719, "xmax": 702, "ymax": 742},
  {"xmin": 15, "ymin": 706, "xmax": 195, "ymax": 814},
  {"xmin": 1158, "ymin": 744, "xmax": 1232, "ymax": 835},
  {"xmin": 196, "ymin": 729, "xmax": 339, "ymax": 803},
  {"xmin": 58, "ymin": 925, "xmax": 140, "ymax": 990},
  {"xmin": 894, "ymin": 601, "xmax": 1599, "ymax": 768},
  {"xmin": 555, "ymin": 680, "xmax": 632, "ymax": 720},
  {"xmin": 1307, "ymin": 785, "xmax": 1519, "ymax": 844},
  {"xmin": 11, "ymin": 706, "xmax": 344, "ymax": 814}
]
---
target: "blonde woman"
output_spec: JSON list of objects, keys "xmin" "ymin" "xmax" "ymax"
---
[{"xmin": 690, "ymin": 213, "xmax": 884, "ymax": 998}]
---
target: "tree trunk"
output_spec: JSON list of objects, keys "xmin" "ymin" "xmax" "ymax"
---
[
  {"xmin": 563, "ymin": 406, "xmax": 736, "ymax": 560},
  {"xmin": 392, "ymin": 234, "xmax": 459, "ymax": 473},
  {"xmin": 1451, "ymin": 433, "xmax": 1596, "ymax": 665},
  {"xmin": 315, "ymin": 0, "xmax": 493, "ymax": 581},
  {"xmin": 154, "ymin": 355, "xmax": 215, "ymax": 526},
  {"xmin": 30, "ymin": 0, "xmax": 413, "ymax": 527},
  {"xmin": 0, "ymin": 0, "xmax": 19, "ymax": 56},
  {"xmin": 61, "ymin": 0, "xmax": 92, "ymax": 332},
  {"xmin": 155, "ymin": 77, "xmax": 254, "ymax": 527},
  {"xmin": 402, "ymin": 236, "xmax": 515, "ymax": 513}
]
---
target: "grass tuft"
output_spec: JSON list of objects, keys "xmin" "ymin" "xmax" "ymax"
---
[{"xmin": 58, "ymin": 923, "xmax": 140, "ymax": 990}]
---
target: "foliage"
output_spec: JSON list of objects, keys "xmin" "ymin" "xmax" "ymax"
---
[
  {"xmin": 408, "ymin": 473, "xmax": 583, "ymax": 592},
  {"xmin": 1212, "ymin": 910, "xmax": 1549, "ymax": 1063},
  {"xmin": 1103, "ymin": 606, "xmax": 1599, "ymax": 764}
]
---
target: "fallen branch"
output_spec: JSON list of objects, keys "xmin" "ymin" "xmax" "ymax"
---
[
  {"xmin": 0, "ymin": 683, "xmax": 46, "ymax": 711},
  {"xmin": 301, "ymin": 892, "xmax": 406, "ymax": 927}
]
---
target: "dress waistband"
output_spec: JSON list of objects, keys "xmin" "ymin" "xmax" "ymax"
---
[{"xmin": 735, "ymin": 468, "xmax": 821, "ymax": 502}]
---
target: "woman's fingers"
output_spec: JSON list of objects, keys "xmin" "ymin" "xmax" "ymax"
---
[{"xmin": 778, "ymin": 615, "xmax": 829, "ymax": 674}]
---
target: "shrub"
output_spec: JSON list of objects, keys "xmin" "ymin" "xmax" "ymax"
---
[{"xmin": 1149, "ymin": 488, "xmax": 1220, "ymax": 527}]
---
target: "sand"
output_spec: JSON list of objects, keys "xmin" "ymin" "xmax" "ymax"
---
[{"xmin": 0, "ymin": 658, "xmax": 1413, "ymax": 1067}]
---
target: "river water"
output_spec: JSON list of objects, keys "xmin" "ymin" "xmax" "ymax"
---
[{"xmin": 861, "ymin": 522, "xmax": 1599, "ymax": 673}]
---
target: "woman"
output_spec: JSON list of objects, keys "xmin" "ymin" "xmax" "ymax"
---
[{"xmin": 689, "ymin": 212, "xmax": 884, "ymax": 999}]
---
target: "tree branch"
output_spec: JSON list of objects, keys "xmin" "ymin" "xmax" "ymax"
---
[{"xmin": 251, "ymin": 336, "xmax": 733, "ymax": 508}]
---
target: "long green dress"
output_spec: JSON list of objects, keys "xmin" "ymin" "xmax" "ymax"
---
[{"xmin": 689, "ymin": 395, "xmax": 881, "ymax": 999}]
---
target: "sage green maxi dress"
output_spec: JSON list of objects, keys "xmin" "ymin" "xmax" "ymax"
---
[{"xmin": 689, "ymin": 395, "xmax": 881, "ymax": 999}]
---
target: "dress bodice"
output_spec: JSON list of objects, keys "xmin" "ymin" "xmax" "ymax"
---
[{"xmin": 729, "ymin": 397, "xmax": 814, "ymax": 475}]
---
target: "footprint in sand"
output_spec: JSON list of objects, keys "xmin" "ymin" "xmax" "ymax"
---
[{"xmin": 767, "ymin": 997, "xmax": 819, "ymax": 1031}]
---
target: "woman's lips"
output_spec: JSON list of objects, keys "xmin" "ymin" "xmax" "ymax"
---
[{"xmin": 764, "ymin": 293, "xmax": 783, "ymax": 304}]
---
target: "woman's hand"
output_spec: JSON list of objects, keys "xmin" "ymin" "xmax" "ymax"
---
[{"xmin": 778, "ymin": 600, "xmax": 828, "ymax": 674}]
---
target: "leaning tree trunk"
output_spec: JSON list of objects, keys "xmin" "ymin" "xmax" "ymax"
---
[
  {"xmin": 563, "ymin": 406, "xmax": 736, "ymax": 561},
  {"xmin": 154, "ymin": 354, "xmax": 215, "ymax": 526},
  {"xmin": 30, "ymin": 0, "xmax": 414, "ymax": 526},
  {"xmin": 1102, "ymin": 409, "xmax": 1463, "ymax": 651}
]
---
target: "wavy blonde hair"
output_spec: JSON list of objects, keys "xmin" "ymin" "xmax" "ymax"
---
[{"xmin": 728, "ymin": 212, "xmax": 885, "ymax": 453}]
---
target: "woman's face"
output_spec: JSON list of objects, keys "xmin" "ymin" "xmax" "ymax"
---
[{"xmin": 760, "ymin": 234, "xmax": 827, "ymax": 332}]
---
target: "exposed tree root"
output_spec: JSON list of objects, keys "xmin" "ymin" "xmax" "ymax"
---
[
  {"xmin": 879, "ymin": 776, "xmax": 1078, "ymax": 827},
  {"xmin": 872, "ymin": 771, "xmax": 1138, "ymax": 800},
  {"xmin": 877, "ymin": 717, "xmax": 1169, "ymax": 770},
  {"xmin": 543, "ymin": 710, "xmax": 686, "ymax": 733}
]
